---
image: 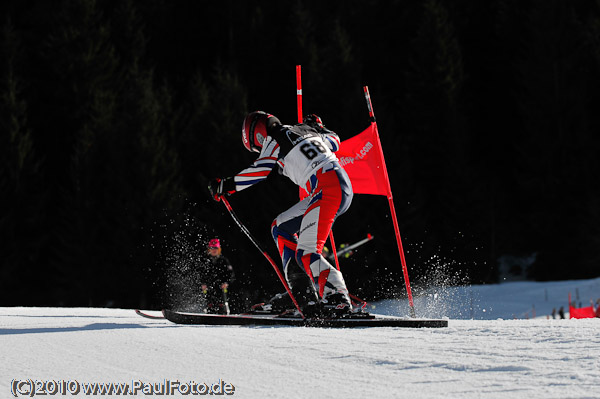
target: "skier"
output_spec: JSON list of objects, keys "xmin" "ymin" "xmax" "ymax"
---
[
  {"xmin": 197, "ymin": 238, "xmax": 235, "ymax": 314},
  {"xmin": 209, "ymin": 112, "xmax": 353, "ymax": 317}
]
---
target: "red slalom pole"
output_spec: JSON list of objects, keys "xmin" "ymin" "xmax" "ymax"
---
[
  {"xmin": 295, "ymin": 65, "xmax": 342, "ymax": 271},
  {"xmin": 327, "ymin": 230, "xmax": 341, "ymax": 271},
  {"xmin": 221, "ymin": 197, "xmax": 304, "ymax": 318},
  {"xmin": 296, "ymin": 65, "xmax": 303, "ymax": 123},
  {"xmin": 363, "ymin": 86, "xmax": 416, "ymax": 318}
]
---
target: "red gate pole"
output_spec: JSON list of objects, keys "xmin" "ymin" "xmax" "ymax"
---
[
  {"xmin": 296, "ymin": 65, "xmax": 303, "ymax": 123},
  {"xmin": 296, "ymin": 65, "xmax": 342, "ymax": 271},
  {"xmin": 363, "ymin": 86, "xmax": 416, "ymax": 317}
]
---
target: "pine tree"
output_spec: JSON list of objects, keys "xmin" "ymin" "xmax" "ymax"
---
[
  {"xmin": 516, "ymin": 0, "xmax": 597, "ymax": 280},
  {"xmin": 40, "ymin": 0, "xmax": 121, "ymax": 304},
  {"xmin": 401, "ymin": 0, "xmax": 472, "ymax": 280},
  {"xmin": 110, "ymin": 38, "xmax": 189, "ymax": 307},
  {"xmin": 0, "ymin": 18, "xmax": 44, "ymax": 304}
]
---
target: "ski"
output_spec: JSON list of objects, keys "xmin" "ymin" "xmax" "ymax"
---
[
  {"xmin": 135, "ymin": 309, "xmax": 165, "ymax": 320},
  {"xmin": 162, "ymin": 309, "xmax": 448, "ymax": 328}
]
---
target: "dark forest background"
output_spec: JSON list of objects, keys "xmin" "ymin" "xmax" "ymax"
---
[{"xmin": 1, "ymin": 0, "xmax": 599, "ymax": 309}]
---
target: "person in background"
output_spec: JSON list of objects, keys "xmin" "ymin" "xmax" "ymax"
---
[{"xmin": 197, "ymin": 238, "xmax": 235, "ymax": 314}]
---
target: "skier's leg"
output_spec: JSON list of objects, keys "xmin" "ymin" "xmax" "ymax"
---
[
  {"xmin": 296, "ymin": 167, "xmax": 353, "ymax": 301},
  {"xmin": 271, "ymin": 197, "xmax": 319, "ymax": 309},
  {"xmin": 271, "ymin": 196, "xmax": 311, "ymax": 273}
]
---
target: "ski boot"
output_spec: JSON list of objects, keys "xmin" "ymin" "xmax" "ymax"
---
[
  {"xmin": 320, "ymin": 292, "xmax": 353, "ymax": 318},
  {"xmin": 250, "ymin": 292, "xmax": 294, "ymax": 315}
]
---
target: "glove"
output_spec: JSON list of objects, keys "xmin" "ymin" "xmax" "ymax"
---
[
  {"xmin": 208, "ymin": 177, "xmax": 235, "ymax": 201},
  {"xmin": 303, "ymin": 114, "xmax": 325, "ymax": 130}
]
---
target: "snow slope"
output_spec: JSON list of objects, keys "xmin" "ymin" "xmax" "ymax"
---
[
  {"xmin": 1, "ymin": 279, "xmax": 599, "ymax": 399},
  {"xmin": 376, "ymin": 277, "xmax": 600, "ymax": 320}
]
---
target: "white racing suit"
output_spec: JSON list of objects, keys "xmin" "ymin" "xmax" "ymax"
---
[{"xmin": 232, "ymin": 123, "xmax": 353, "ymax": 308}]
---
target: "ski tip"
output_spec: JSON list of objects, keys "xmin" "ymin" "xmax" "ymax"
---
[{"xmin": 134, "ymin": 309, "xmax": 166, "ymax": 320}]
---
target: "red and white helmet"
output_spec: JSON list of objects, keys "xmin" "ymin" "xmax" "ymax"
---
[{"xmin": 242, "ymin": 111, "xmax": 280, "ymax": 152}]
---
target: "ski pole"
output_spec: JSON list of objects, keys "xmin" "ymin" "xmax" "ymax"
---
[
  {"xmin": 335, "ymin": 234, "xmax": 375, "ymax": 258},
  {"xmin": 222, "ymin": 286, "xmax": 231, "ymax": 315},
  {"xmin": 220, "ymin": 197, "xmax": 305, "ymax": 318}
]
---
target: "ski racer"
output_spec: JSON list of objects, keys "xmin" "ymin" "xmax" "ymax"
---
[{"xmin": 209, "ymin": 112, "xmax": 353, "ymax": 317}]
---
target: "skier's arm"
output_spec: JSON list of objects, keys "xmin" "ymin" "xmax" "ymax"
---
[
  {"xmin": 208, "ymin": 138, "xmax": 279, "ymax": 201},
  {"xmin": 233, "ymin": 137, "xmax": 280, "ymax": 192},
  {"xmin": 303, "ymin": 114, "xmax": 340, "ymax": 152},
  {"xmin": 320, "ymin": 130, "xmax": 340, "ymax": 152},
  {"xmin": 223, "ymin": 258, "xmax": 235, "ymax": 284}
]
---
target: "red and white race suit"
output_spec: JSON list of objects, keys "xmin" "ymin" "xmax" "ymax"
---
[{"xmin": 233, "ymin": 123, "xmax": 353, "ymax": 300}]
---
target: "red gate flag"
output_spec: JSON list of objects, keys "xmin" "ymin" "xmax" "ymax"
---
[
  {"xmin": 298, "ymin": 122, "xmax": 391, "ymax": 199},
  {"xmin": 569, "ymin": 305, "xmax": 596, "ymax": 319},
  {"xmin": 295, "ymin": 79, "xmax": 416, "ymax": 317},
  {"xmin": 568, "ymin": 292, "xmax": 597, "ymax": 319},
  {"xmin": 337, "ymin": 123, "xmax": 391, "ymax": 197}
]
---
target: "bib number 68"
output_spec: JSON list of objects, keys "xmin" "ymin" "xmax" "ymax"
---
[{"xmin": 300, "ymin": 140, "xmax": 327, "ymax": 160}]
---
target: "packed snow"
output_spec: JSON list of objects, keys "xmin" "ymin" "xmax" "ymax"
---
[
  {"xmin": 376, "ymin": 277, "xmax": 600, "ymax": 320},
  {"xmin": 2, "ymin": 278, "xmax": 599, "ymax": 399}
]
